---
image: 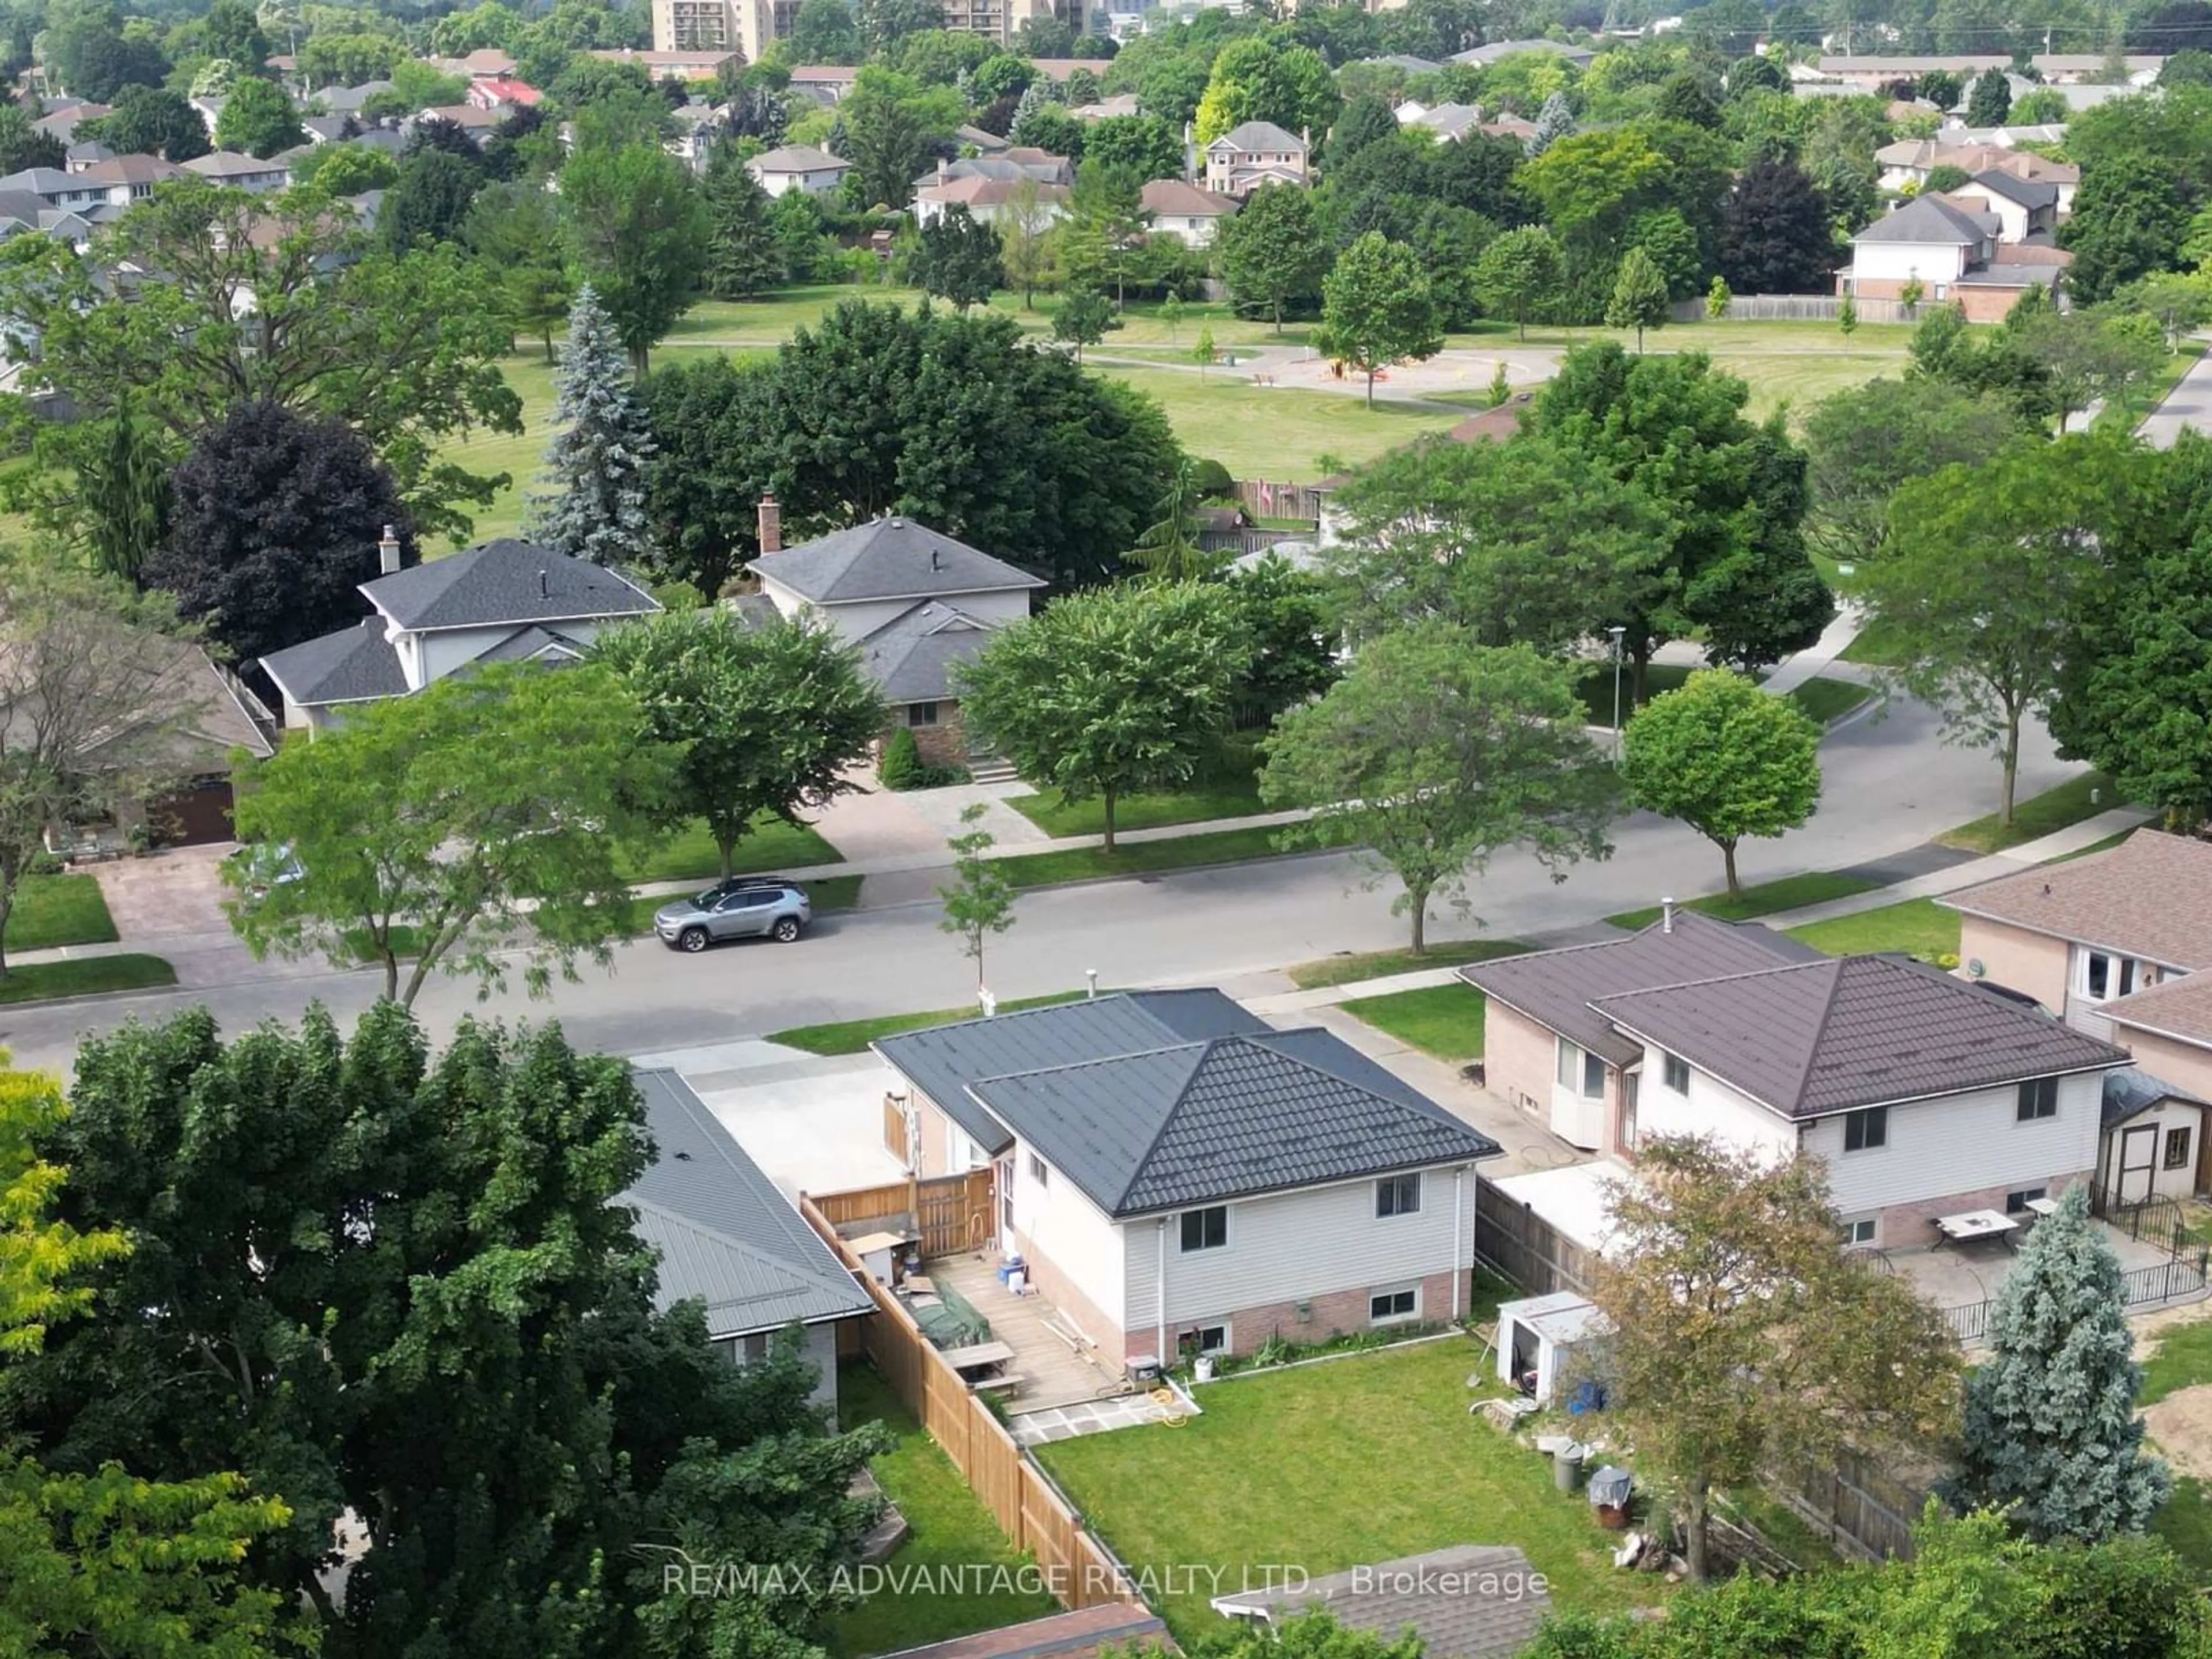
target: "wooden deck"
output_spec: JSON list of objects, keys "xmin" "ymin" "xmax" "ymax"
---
[{"xmin": 928, "ymin": 1252, "xmax": 1128, "ymax": 1413}]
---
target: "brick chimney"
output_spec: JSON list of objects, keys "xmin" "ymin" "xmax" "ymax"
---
[{"xmin": 757, "ymin": 492, "xmax": 782, "ymax": 554}]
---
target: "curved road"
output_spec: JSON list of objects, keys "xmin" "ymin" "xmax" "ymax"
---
[{"xmin": 0, "ymin": 690, "xmax": 2074, "ymax": 1078}]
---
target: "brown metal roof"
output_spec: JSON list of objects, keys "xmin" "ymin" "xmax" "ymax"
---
[
  {"xmin": 1213, "ymin": 1545, "xmax": 1549, "ymax": 1659},
  {"xmin": 1592, "ymin": 954, "xmax": 2127, "ymax": 1119},
  {"xmin": 881, "ymin": 1606, "xmax": 1169, "ymax": 1659},
  {"xmin": 1942, "ymin": 830, "xmax": 2212, "ymax": 971}
]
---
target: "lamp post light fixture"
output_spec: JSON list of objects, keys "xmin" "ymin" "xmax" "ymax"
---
[{"xmin": 1607, "ymin": 625, "xmax": 1627, "ymax": 765}]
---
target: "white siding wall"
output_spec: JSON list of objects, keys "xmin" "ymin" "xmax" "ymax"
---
[
  {"xmin": 1635, "ymin": 1048, "xmax": 1798, "ymax": 1162},
  {"xmin": 1807, "ymin": 1071, "xmax": 2103, "ymax": 1214},
  {"xmin": 2099, "ymin": 1104, "xmax": 2202, "ymax": 1202},
  {"xmin": 1013, "ymin": 1143, "xmax": 1125, "ymax": 1346},
  {"xmin": 758, "ymin": 584, "xmax": 1033, "ymax": 645},
  {"xmin": 1120, "ymin": 1164, "xmax": 1478, "ymax": 1340},
  {"xmin": 1851, "ymin": 241, "xmax": 1973, "ymax": 283}
]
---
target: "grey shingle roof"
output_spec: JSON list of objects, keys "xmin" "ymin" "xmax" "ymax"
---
[
  {"xmin": 472, "ymin": 624, "xmax": 589, "ymax": 664},
  {"xmin": 1592, "ymin": 953, "xmax": 2129, "ymax": 1119},
  {"xmin": 749, "ymin": 517, "xmax": 1044, "ymax": 605},
  {"xmin": 1461, "ymin": 913, "xmax": 1819, "ymax": 1065},
  {"xmin": 874, "ymin": 989, "xmax": 1276, "ymax": 1154},
  {"xmin": 1213, "ymin": 1544, "xmax": 1550, "ymax": 1659},
  {"xmin": 1968, "ymin": 167, "xmax": 2059, "ymax": 211},
  {"xmin": 2102, "ymin": 1064, "xmax": 2209, "ymax": 1130},
  {"xmin": 749, "ymin": 144, "xmax": 849, "ymax": 172},
  {"xmin": 968, "ymin": 1028, "xmax": 1500, "ymax": 1216},
  {"xmin": 1211, "ymin": 119, "xmax": 1305, "ymax": 153},
  {"xmin": 366, "ymin": 538, "xmax": 659, "ymax": 631},
  {"xmin": 859, "ymin": 601, "xmax": 1001, "ymax": 702},
  {"xmin": 1944, "ymin": 830, "xmax": 2212, "ymax": 971},
  {"xmin": 259, "ymin": 619, "xmax": 407, "ymax": 707},
  {"xmin": 624, "ymin": 1069, "xmax": 873, "ymax": 1338},
  {"xmin": 1852, "ymin": 192, "xmax": 1990, "ymax": 245}
]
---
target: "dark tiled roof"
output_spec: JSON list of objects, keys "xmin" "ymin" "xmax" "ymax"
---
[
  {"xmin": 623, "ymin": 1070, "xmax": 873, "ymax": 1338},
  {"xmin": 2102, "ymin": 1064, "xmax": 2210, "ymax": 1130},
  {"xmin": 366, "ymin": 538, "xmax": 659, "ymax": 631},
  {"xmin": 750, "ymin": 518, "xmax": 1045, "ymax": 605},
  {"xmin": 1460, "ymin": 913, "xmax": 1817, "ymax": 1065},
  {"xmin": 859, "ymin": 601, "xmax": 1002, "ymax": 702},
  {"xmin": 875, "ymin": 989, "xmax": 1275, "ymax": 1154},
  {"xmin": 1213, "ymin": 1544, "xmax": 1550, "ymax": 1659},
  {"xmin": 1592, "ymin": 954, "xmax": 2129, "ymax": 1119},
  {"xmin": 1968, "ymin": 167, "xmax": 2059, "ymax": 211},
  {"xmin": 259, "ymin": 619, "xmax": 407, "ymax": 707},
  {"xmin": 1853, "ymin": 192, "xmax": 1988, "ymax": 245},
  {"xmin": 1944, "ymin": 830, "xmax": 2212, "ymax": 970}
]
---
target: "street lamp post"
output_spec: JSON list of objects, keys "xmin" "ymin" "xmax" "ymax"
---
[{"xmin": 1608, "ymin": 626, "xmax": 1627, "ymax": 764}]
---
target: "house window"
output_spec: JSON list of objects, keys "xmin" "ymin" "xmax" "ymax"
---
[
  {"xmin": 1179, "ymin": 1323, "xmax": 1229, "ymax": 1357},
  {"xmin": 2017, "ymin": 1077, "xmax": 2059, "ymax": 1121},
  {"xmin": 1843, "ymin": 1106, "xmax": 1887, "ymax": 1152},
  {"xmin": 1662, "ymin": 1051, "xmax": 1690, "ymax": 1094},
  {"xmin": 1028, "ymin": 1152, "xmax": 1048, "ymax": 1186},
  {"xmin": 1376, "ymin": 1173, "xmax": 1421, "ymax": 1218},
  {"xmin": 1180, "ymin": 1206, "xmax": 1228, "ymax": 1253},
  {"xmin": 2085, "ymin": 951, "xmax": 2142, "ymax": 1001},
  {"xmin": 1584, "ymin": 1052, "xmax": 1605, "ymax": 1099},
  {"xmin": 907, "ymin": 701, "xmax": 940, "ymax": 728},
  {"xmin": 2005, "ymin": 1187, "xmax": 2047, "ymax": 1213},
  {"xmin": 2168, "ymin": 1127, "xmax": 2194, "ymax": 1170},
  {"xmin": 1840, "ymin": 1217, "xmax": 1876, "ymax": 1246},
  {"xmin": 1369, "ymin": 1286, "xmax": 1421, "ymax": 1324},
  {"xmin": 1555, "ymin": 1037, "xmax": 1577, "ymax": 1089}
]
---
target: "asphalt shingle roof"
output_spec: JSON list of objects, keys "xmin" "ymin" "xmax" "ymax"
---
[
  {"xmin": 623, "ymin": 1069, "xmax": 873, "ymax": 1338},
  {"xmin": 858, "ymin": 601, "xmax": 1002, "ymax": 702},
  {"xmin": 749, "ymin": 143, "xmax": 849, "ymax": 172},
  {"xmin": 366, "ymin": 538, "xmax": 660, "ymax": 631},
  {"xmin": 1213, "ymin": 1544, "xmax": 1551, "ymax": 1659},
  {"xmin": 1852, "ymin": 192, "xmax": 1989, "ymax": 245},
  {"xmin": 876, "ymin": 990, "xmax": 1268, "ymax": 1154},
  {"xmin": 258, "ymin": 619, "xmax": 408, "ymax": 707},
  {"xmin": 1211, "ymin": 119, "xmax": 1305, "ymax": 152},
  {"xmin": 1944, "ymin": 830, "xmax": 2212, "ymax": 971},
  {"xmin": 1591, "ymin": 953, "xmax": 2128, "ymax": 1119},
  {"xmin": 1460, "ymin": 913, "xmax": 1818, "ymax": 1065},
  {"xmin": 1967, "ymin": 167, "xmax": 2060, "ymax": 211},
  {"xmin": 2102, "ymin": 975, "xmax": 2212, "ymax": 1048},
  {"xmin": 749, "ymin": 518, "xmax": 1045, "ymax": 605}
]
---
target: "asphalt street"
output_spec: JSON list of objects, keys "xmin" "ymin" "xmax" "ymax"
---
[{"xmin": 0, "ymin": 689, "xmax": 2077, "ymax": 1078}]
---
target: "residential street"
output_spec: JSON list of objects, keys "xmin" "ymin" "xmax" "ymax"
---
[{"xmin": 0, "ymin": 685, "xmax": 2075, "ymax": 1078}]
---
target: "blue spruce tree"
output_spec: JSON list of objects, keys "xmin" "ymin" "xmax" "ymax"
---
[
  {"xmin": 524, "ymin": 282, "xmax": 656, "ymax": 567},
  {"xmin": 1524, "ymin": 92, "xmax": 1574, "ymax": 158},
  {"xmin": 1958, "ymin": 1183, "xmax": 2170, "ymax": 1540}
]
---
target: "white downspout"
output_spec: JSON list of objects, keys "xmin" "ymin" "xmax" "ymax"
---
[
  {"xmin": 1452, "ymin": 1166, "xmax": 1465, "ymax": 1320},
  {"xmin": 1156, "ymin": 1218, "xmax": 1168, "ymax": 1366}
]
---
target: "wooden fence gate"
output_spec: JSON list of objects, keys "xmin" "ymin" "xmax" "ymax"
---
[{"xmin": 809, "ymin": 1168, "xmax": 995, "ymax": 1259}]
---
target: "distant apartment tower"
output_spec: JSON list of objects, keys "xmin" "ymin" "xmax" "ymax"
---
[{"xmin": 650, "ymin": 0, "xmax": 799, "ymax": 62}]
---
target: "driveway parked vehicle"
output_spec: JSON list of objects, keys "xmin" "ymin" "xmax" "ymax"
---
[{"xmin": 653, "ymin": 880, "xmax": 812, "ymax": 952}]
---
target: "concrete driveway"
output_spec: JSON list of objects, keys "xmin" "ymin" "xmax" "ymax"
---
[{"xmin": 91, "ymin": 844, "xmax": 234, "ymax": 944}]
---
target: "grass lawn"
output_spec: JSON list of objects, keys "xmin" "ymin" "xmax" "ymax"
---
[
  {"xmin": 765, "ymin": 989, "xmax": 1090, "ymax": 1055},
  {"xmin": 2154, "ymin": 1476, "xmax": 2212, "ymax": 1582},
  {"xmin": 1006, "ymin": 743, "xmax": 1266, "ymax": 837},
  {"xmin": 1287, "ymin": 937, "xmax": 1532, "ymax": 990},
  {"xmin": 619, "ymin": 815, "xmax": 842, "ymax": 885},
  {"xmin": 6, "ymin": 874, "xmax": 119, "ymax": 952},
  {"xmin": 1788, "ymin": 676, "xmax": 1874, "ymax": 725},
  {"xmin": 1036, "ymin": 1339, "xmax": 1666, "ymax": 1645},
  {"xmin": 1786, "ymin": 896, "xmax": 1961, "ymax": 961},
  {"xmin": 1091, "ymin": 364, "xmax": 1459, "ymax": 479},
  {"xmin": 828, "ymin": 1363, "xmax": 1058, "ymax": 1659},
  {"xmin": 2143, "ymin": 1312, "xmax": 2212, "ymax": 1407},
  {"xmin": 1937, "ymin": 772, "xmax": 2120, "ymax": 857},
  {"xmin": 989, "ymin": 822, "xmax": 1338, "ymax": 891},
  {"xmin": 1340, "ymin": 982, "xmax": 1486, "ymax": 1061},
  {"xmin": 1839, "ymin": 613, "xmax": 1915, "ymax": 669},
  {"xmin": 1572, "ymin": 660, "xmax": 1692, "ymax": 728},
  {"xmin": 1605, "ymin": 870, "xmax": 1883, "ymax": 931},
  {"xmin": 0, "ymin": 954, "xmax": 175, "ymax": 1002}
]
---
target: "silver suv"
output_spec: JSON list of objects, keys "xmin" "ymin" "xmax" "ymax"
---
[{"xmin": 653, "ymin": 880, "xmax": 812, "ymax": 952}]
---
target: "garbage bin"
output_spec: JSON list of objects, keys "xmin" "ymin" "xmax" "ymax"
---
[
  {"xmin": 1552, "ymin": 1444, "xmax": 1586, "ymax": 1493},
  {"xmin": 1588, "ymin": 1464, "xmax": 1633, "ymax": 1529}
]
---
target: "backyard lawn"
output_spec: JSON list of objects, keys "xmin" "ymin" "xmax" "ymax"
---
[
  {"xmin": 1937, "ymin": 772, "xmax": 2123, "ymax": 856},
  {"xmin": 1036, "ymin": 1338, "xmax": 1666, "ymax": 1644},
  {"xmin": 1786, "ymin": 897, "xmax": 1961, "ymax": 961},
  {"xmin": 5, "ymin": 873, "xmax": 120, "ymax": 952},
  {"xmin": 1006, "ymin": 740, "xmax": 1266, "ymax": 836},
  {"xmin": 1604, "ymin": 870, "xmax": 1882, "ymax": 931},
  {"xmin": 829, "ymin": 1363, "xmax": 1059, "ymax": 1658},
  {"xmin": 1090, "ymin": 364, "xmax": 1459, "ymax": 479},
  {"xmin": 988, "ymin": 821, "xmax": 1343, "ymax": 891},
  {"xmin": 1340, "ymin": 982, "xmax": 1486, "ymax": 1061}
]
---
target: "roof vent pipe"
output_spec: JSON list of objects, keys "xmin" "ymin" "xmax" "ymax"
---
[{"xmin": 1661, "ymin": 897, "xmax": 1675, "ymax": 933}]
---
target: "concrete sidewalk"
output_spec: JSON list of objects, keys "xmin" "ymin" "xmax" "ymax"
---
[{"xmin": 1762, "ymin": 603, "xmax": 1866, "ymax": 696}]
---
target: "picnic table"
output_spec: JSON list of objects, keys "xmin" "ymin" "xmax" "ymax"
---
[
  {"xmin": 1933, "ymin": 1209, "xmax": 2020, "ymax": 1251},
  {"xmin": 937, "ymin": 1339, "xmax": 1017, "ymax": 1378},
  {"xmin": 2023, "ymin": 1196, "xmax": 2061, "ymax": 1219}
]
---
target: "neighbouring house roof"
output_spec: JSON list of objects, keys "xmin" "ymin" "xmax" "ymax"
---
[
  {"xmin": 751, "ymin": 517, "xmax": 1046, "ymax": 605},
  {"xmin": 918, "ymin": 154, "xmax": 1070, "ymax": 186},
  {"xmin": 590, "ymin": 47, "xmax": 742, "ymax": 70},
  {"xmin": 917, "ymin": 176, "xmax": 1072, "ymax": 211},
  {"xmin": 471, "ymin": 623, "xmax": 590, "ymax": 665},
  {"xmin": 2102, "ymin": 1065, "xmax": 2210, "ymax": 1130},
  {"xmin": 965, "ymin": 1026, "xmax": 1501, "ymax": 1217},
  {"xmin": 874, "ymin": 988, "xmax": 1277, "ymax": 1156},
  {"xmin": 0, "ymin": 168, "xmax": 80, "ymax": 196},
  {"xmin": 365, "ymin": 538, "xmax": 660, "ymax": 631},
  {"xmin": 1213, "ymin": 1545, "xmax": 1550, "ymax": 1659},
  {"xmin": 259, "ymin": 619, "xmax": 408, "ymax": 709},
  {"xmin": 1028, "ymin": 58, "xmax": 1115, "ymax": 78},
  {"xmin": 1363, "ymin": 52, "xmax": 1442, "ymax": 71},
  {"xmin": 1446, "ymin": 391, "xmax": 1536, "ymax": 443},
  {"xmin": 1069, "ymin": 94, "xmax": 1142, "ymax": 120},
  {"xmin": 1963, "ymin": 168, "xmax": 2059, "ymax": 211},
  {"xmin": 419, "ymin": 103, "xmax": 502, "ymax": 130},
  {"xmin": 622, "ymin": 1070, "xmax": 874, "ymax": 1340},
  {"xmin": 32, "ymin": 102, "xmax": 108, "ymax": 141},
  {"xmin": 1209, "ymin": 120, "xmax": 1304, "ymax": 154},
  {"xmin": 1955, "ymin": 263, "xmax": 2064, "ymax": 290},
  {"xmin": 956, "ymin": 122, "xmax": 1012, "ymax": 149},
  {"xmin": 748, "ymin": 143, "xmax": 849, "ymax": 174},
  {"xmin": 1851, "ymin": 192, "xmax": 1990, "ymax": 246},
  {"xmin": 2105, "ymin": 976, "xmax": 2212, "ymax": 1050},
  {"xmin": 1140, "ymin": 177, "xmax": 1238, "ymax": 217},
  {"xmin": 1452, "ymin": 37, "xmax": 1594, "ymax": 65},
  {"xmin": 1460, "ymin": 912, "xmax": 1820, "ymax": 1066},
  {"xmin": 78, "ymin": 154, "xmax": 188, "ymax": 186},
  {"xmin": 451, "ymin": 47, "xmax": 517, "ymax": 74},
  {"xmin": 878, "ymin": 1605, "xmax": 1169, "ymax": 1659},
  {"xmin": 1944, "ymin": 831, "xmax": 2212, "ymax": 970},
  {"xmin": 858, "ymin": 601, "xmax": 1003, "ymax": 703},
  {"xmin": 183, "ymin": 150, "xmax": 290, "ymax": 179},
  {"xmin": 787, "ymin": 64, "xmax": 859, "ymax": 82},
  {"xmin": 318, "ymin": 81, "xmax": 392, "ymax": 113},
  {"xmin": 1592, "ymin": 953, "xmax": 2130, "ymax": 1120},
  {"xmin": 472, "ymin": 76, "xmax": 541, "ymax": 106}
]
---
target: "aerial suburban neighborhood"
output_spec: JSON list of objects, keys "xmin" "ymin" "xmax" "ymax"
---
[{"xmin": 14, "ymin": 0, "xmax": 2212, "ymax": 1653}]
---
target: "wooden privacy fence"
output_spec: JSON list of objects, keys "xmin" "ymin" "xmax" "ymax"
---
[
  {"xmin": 798, "ymin": 1196, "xmax": 1139, "ymax": 1611},
  {"xmin": 1771, "ymin": 1446, "xmax": 1934, "ymax": 1562},
  {"xmin": 810, "ymin": 1168, "xmax": 994, "ymax": 1259},
  {"xmin": 1675, "ymin": 294, "xmax": 1915, "ymax": 324},
  {"xmin": 1232, "ymin": 479, "xmax": 1327, "ymax": 522},
  {"xmin": 1474, "ymin": 1173, "xmax": 1595, "ymax": 1296}
]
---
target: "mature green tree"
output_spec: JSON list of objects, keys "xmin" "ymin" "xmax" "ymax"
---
[
  {"xmin": 72, "ymin": 389, "xmax": 168, "ymax": 584},
  {"xmin": 1325, "ymin": 93, "xmax": 1400, "ymax": 169},
  {"xmin": 1523, "ymin": 89, "xmax": 1574, "ymax": 156},
  {"xmin": 77, "ymin": 82, "xmax": 209, "ymax": 160},
  {"xmin": 1719, "ymin": 151, "xmax": 1836, "ymax": 296},
  {"xmin": 1801, "ymin": 378, "xmax": 2028, "ymax": 567},
  {"xmin": 2061, "ymin": 152, "xmax": 2191, "ymax": 303},
  {"xmin": 1595, "ymin": 1135, "xmax": 1960, "ymax": 1582},
  {"xmin": 1261, "ymin": 626, "xmax": 1615, "ymax": 951},
  {"xmin": 1193, "ymin": 35, "xmax": 1339, "ymax": 145},
  {"xmin": 464, "ymin": 179, "xmax": 574, "ymax": 362},
  {"xmin": 639, "ymin": 354, "xmax": 769, "ymax": 599},
  {"xmin": 213, "ymin": 74, "xmax": 304, "ymax": 157},
  {"xmin": 997, "ymin": 175, "xmax": 1055, "ymax": 308},
  {"xmin": 699, "ymin": 144, "xmax": 785, "ymax": 299},
  {"xmin": 1214, "ymin": 180, "xmax": 1331, "ymax": 331},
  {"xmin": 1869, "ymin": 435, "xmax": 2122, "ymax": 824},
  {"xmin": 1322, "ymin": 435, "xmax": 1666, "ymax": 652},
  {"xmin": 1690, "ymin": 425, "xmax": 1836, "ymax": 674},
  {"xmin": 1083, "ymin": 112, "xmax": 1183, "ymax": 180},
  {"xmin": 594, "ymin": 608, "xmax": 882, "ymax": 880},
  {"xmin": 1316, "ymin": 232, "xmax": 1442, "ymax": 406},
  {"xmin": 524, "ymin": 284, "xmax": 656, "ymax": 566},
  {"xmin": 226, "ymin": 662, "xmax": 673, "ymax": 1002},
  {"xmin": 1123, "ymin": 456, "xmax": 1226, "ymax": 582},
  {"xmin": 380, "ymin": 147, "xmax": 486, "ymax": 251},
  {"xmin": 1621, "ymin": 669, "xmax": 1820, "ymax": 895},
  {"xmin": 294, "ymin": 28, "xmax": 397, "ymax": 86},
  {"xmin": 1471, "ymin": 225, "xmax": 1566, "ymax": 339},
  {"xmin": 1517, "ymin": 118, "xmax": 1733, "ymax": 320},
  {"xmin": 291, "ymin": 140, "xmax": 399, "ymax": 197},
  {"xmin": 46, "ymin": 2, "xmax": 168, "ymax": 100},
  {"xmin": 840, "ymin": 65, "xmax": 963, "ymax": 208},
  {"xmin": 1224, "ymin": 553, "xmax": 1339, "ymax": 728},
  {"xmin": 560, "ymin": 139, "xmax": 710, "ymax": 377},
  {"xmin": 1967, "ymin": 63, "xmax": 2012, "ymax": 124},
  {"xmin": 1604, "ymin": 245, "xmax": 1670, "ymax": 353},
  {"xmin": 910, "ymin": 204, "xmax": 1002, "ymax": 309},
  {"xmin": 0, "ymin": 103, "xmax": 61, "ymax": 176},
  {"xmin": 1051, "ymin": 284, "xmax": 1116, "ymax": 360},
  {"xmin": 1009, "ymin": 100, "xmax": 1085, "ymax": 161},
  {"xmin": 1958, "ymin": 1184, "xmax": 2171, "ymax": 1543},
  {"xmin": 956, "ymin": 581, "xmax": 1248, "ymax": 850},
  {"xmin": 787, "ymin": 0, "xmax": 862, "ymax": 60},
  {"xmin": 1059, "ymin": 157, "xmax": 1150, "ymax": 307},
  {"xmin": 2013, "ymin": 305, "xmax": 2171, "ymax": 429},
  {"xmin": 937, "ymin": 801, "xmax": 1016, "ymax": 995},
  {"xmin": 0, "ymin": 184, "xmax": 520, "ymax": 543}
]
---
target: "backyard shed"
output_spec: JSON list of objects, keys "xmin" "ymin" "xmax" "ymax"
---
[{"xmin": 1495, "ymin": 1291, "xmax": 1607, "ymax": 1404}]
